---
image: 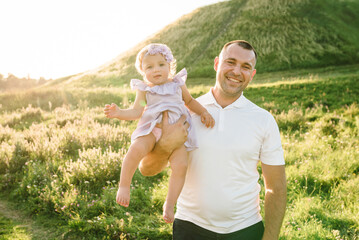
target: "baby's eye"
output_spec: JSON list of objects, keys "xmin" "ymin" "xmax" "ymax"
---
[
  {"xmin": 146, "ymin": 66, "xmax": 152, "ymax": 69},
  {"xmin": 159, "ymin": 63, "xmax": 165, "ymax": 67}
]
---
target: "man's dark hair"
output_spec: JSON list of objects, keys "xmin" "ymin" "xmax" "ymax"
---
[{"xmin": 222, "ymin": 40, "xmax": 257, "ymax": 61}]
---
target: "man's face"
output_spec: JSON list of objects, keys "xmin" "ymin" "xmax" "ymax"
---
[{"xmin": 214, "ymin": 44, "xmax": 256, "ymax": 101}]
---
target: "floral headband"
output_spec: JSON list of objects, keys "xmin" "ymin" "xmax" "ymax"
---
[{"xmin": 145, "ymin": 44, "xmax": 174, "ymax": 63}]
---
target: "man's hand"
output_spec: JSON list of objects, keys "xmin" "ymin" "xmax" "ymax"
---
[
  {"xmin": 158, "ymin": 111, "xmax": 190, "ymax": 154},
  {"xmin": 139, "ymin": 111, "xmax": 190, "ymax": 176}
]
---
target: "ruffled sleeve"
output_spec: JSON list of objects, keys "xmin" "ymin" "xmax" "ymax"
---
[
  {"xmin": 130, "ymin": 79, "xmax": 148, "ymax": 91},
  {"xmin": 172, "ymin": 68, "xmax": 187, "ymax": 86},
  {"xmin": 130, "ymin": 69, "xmax": 187, "ymax": 95}
]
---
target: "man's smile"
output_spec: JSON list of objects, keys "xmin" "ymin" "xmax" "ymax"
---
[{"xmin": 226, "ymin": 76, "xmax": 242, "ymax": 83}]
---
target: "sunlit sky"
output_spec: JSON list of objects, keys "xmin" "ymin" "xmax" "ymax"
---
[{"xmin": 0, "ymin": 0, "xmax": 223, "ymax": 79}]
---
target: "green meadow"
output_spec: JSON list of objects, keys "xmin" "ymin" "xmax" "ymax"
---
[
  {"xmin": 0, "ymin": 215, "xmax": 30, "ymax": 240},
  {"xmin": 0, "ymin": 64, "xmax": 358, "ymax": 239},
  {"xmin": 1, "ymin": 0, "xmax": 359, "ymax": 239}
]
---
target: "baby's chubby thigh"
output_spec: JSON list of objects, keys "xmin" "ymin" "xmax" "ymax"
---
[{"xmin": 130, "ymin": 133, "xmax": 157, "ymax": 157}]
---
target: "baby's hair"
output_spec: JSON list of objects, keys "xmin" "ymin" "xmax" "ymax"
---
[{"xmin": 135, "ymin": 43, "xmax": 177, "ymax": 78}]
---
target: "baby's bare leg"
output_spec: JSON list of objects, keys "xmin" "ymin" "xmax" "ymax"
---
[
  {"xmin": 116, "ymin": 134, "xmax": 156, "ymax": 207},
  {"xmin": 163, "ymin": 145, "xmax": 188, "ymax": 223}
]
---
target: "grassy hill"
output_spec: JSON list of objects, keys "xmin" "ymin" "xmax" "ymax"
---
[{"xmin": 50, "ymin": 0, "xmax": 359, "ymax": 87}]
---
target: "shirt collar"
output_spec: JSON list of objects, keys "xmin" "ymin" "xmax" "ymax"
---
[{"xmin": 201, "ymin": 88, "xmax": 248, "ymax": 109}]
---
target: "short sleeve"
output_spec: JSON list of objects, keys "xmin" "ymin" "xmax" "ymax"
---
[
  {"xmin": 172, "ymin": 68, "xmax": 187, "ymax": 86},
  {"xmin": 130, "ymin": 79, "xmax": 148, "ymax": 91},
  {"xmin": 260, "ymin": 114, "xmax": 285, "ymax": 165}
]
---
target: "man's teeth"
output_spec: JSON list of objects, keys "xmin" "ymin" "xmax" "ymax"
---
[{"xmin": 228, "ymin": 77, "xmax": 240, "ymax": 83}]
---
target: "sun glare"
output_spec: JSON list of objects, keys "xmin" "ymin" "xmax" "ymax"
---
[{"xmin": 0, "ymin": 0, "xmax": 222, "ymax": 80}]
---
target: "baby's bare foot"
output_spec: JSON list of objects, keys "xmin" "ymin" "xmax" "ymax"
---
[
  {"xmin": 116, "ymin": 186, "xmax": 130, "ymax": 207},
  {"xmin": 163, "ymin": 201, "xmax": 175, "ymax": 223}
]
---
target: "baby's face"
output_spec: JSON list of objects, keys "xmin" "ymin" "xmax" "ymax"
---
[{"xmin": 142, "ymin": 53, "xmax": 170, "ymax": 86}]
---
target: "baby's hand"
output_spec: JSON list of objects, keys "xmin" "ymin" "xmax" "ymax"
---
[
  {"xmin": 201, "ymin": 111, "xmax": 215, "ymax": 128},
  {"xmin": 104, "ymin": 103, "xmax": 121, "ymax": 118}
]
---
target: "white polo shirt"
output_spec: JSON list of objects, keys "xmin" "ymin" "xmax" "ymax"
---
[{"xmin": 175, "ymin": 90, "xmax": 285, "ymax": 234}]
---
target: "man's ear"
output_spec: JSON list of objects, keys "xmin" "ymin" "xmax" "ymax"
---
[
  {"xmin": 214, "ymin": 57, "xmax": 219, "ymax": 71},
  {"xmin": 250, "ymin": 69, "xmax": 257, "ymax": 81}
]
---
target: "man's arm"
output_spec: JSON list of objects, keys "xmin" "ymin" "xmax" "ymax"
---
[
  {"xmin": 261, "ymin": 163, "xmax": 287, "ymax": 240},
  {"xmin": 138, "ymin": 111, "xmax": 189, "ymax": 176}
]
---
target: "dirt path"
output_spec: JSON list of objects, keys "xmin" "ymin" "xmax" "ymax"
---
[{"xmin": 0, "ymin": 199, "xmax": 61, "ymax": 239}]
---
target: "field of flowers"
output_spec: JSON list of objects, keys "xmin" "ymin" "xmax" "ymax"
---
[{"xmin": 0, "ymin": 67, "xmax": 358, "ymax": 239}]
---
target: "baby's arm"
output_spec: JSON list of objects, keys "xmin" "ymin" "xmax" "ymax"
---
[
  {"xmin": 104, "ymin": 90, "xmax": 146, "ymax": 120},
  {"xmin": 181, "ymin": 85, "xmax": 214, "ymax": 128}
]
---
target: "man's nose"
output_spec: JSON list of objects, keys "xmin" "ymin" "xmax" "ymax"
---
[{"xmin": 232, "ymin": 65, "xmax": 241, "ymax": 75}]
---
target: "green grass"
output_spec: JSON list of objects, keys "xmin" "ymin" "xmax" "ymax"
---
[
  {"xmin": 0, "ymin": 215, "xmax": 30, "ymax": 240},
  {"xmin": 0, "ymin": 65, "xmax": 358, "ymax": 239},
  {"xmin": 0, "ymin": 197, "xmax": 67, "ymax": 240}
]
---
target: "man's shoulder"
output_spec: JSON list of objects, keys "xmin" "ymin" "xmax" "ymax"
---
[
  {"xmin": 243, "ymin": 97, "xmax": 274, "ymax": 118},
  {"xmin": 243, "ymin": 97, "xmax": 267, "ymax": 111}
]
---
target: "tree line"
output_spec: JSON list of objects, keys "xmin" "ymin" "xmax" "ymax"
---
[{"xmin": 0, "ymin": 73, "xmax": 50, "ymax": 91}]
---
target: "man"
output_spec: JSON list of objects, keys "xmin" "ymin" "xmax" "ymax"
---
[{"xmin": 139, "ymin": 40, "xmax": 287, "ymax": 240}]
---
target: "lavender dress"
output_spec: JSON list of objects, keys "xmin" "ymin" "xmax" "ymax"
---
[{"xmin": 130, "ymin": 68, "xmax": 197, "ymax": 151}]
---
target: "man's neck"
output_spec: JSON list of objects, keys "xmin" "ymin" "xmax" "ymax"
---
[{"xmin": 211, "ymin": 88, "xmax": 242, "ymax": 108}]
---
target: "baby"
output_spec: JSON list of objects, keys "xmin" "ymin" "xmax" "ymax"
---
[{"xmin": 104, "ymin": 43, "xmax": 214, "ymax": 223}]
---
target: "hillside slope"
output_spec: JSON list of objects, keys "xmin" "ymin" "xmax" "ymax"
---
[{"xmin": 56, "ymin": 0, "xmax": 359, "ymax": 87}]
